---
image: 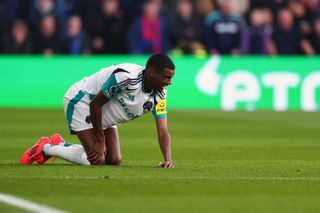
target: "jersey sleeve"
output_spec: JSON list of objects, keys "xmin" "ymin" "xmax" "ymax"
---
[
  {"xmin": 101, "ymin": 70, "xmax": 130, "ymax": 100},
  {"xmin": 152, "ymin": 89, "xmax": 167, "ymax": 119}
]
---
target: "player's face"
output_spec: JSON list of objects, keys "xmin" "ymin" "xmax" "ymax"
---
[{"xmin": 153, "ymin": 68, "xmax": 175, "ymax": 90}]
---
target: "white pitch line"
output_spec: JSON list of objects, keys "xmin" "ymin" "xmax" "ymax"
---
[{"xmin": 0, "ymin": 193, "xmax": 70, "ymax": 213}]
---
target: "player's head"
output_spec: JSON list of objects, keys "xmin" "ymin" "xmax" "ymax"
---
[
  {"xmin": 146, "ymin": 53, "xmax": 175, "ymax": 73},
  {"xmin": 146, "ymin": 53, "xmax": 175, "ymax": 91}
]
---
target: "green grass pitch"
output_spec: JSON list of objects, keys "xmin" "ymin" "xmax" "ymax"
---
[{"xmin": 0, "ymin": 109, "xmax": 320, "ymax": 213}]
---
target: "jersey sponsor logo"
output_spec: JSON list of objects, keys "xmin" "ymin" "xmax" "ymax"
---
[
  {"xmin": 156, "ymin": 100, "xmax": 166, "ymax": 115},
  {"xmin": 119, "ymin": 97, "xmax": 136, "ymax": 119},
  {"xmin": 127, "ymin": 94, "xmax": 135, "ymax": 101},
  {"xmin": 143, "ymin": 101, "xmax": 153, "ymax": 113}
]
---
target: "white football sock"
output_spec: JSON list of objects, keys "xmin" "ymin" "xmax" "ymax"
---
[{"xmin": 43, "ymin": 143, "xmax": 90, "ymax": 165}]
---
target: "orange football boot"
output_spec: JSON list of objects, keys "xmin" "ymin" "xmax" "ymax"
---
[
  {"xmin": 20, "ymin": 137, "xmax": 51, "ymax": 165},
  {"xmin": 50, "ymin": 133, "xmax": 65, "ymax": 145},
  {"xmin": 43, "ymin": 133, "xmax": 66, "ymax": 163},
  {"xmin": 36, "ymin": 133, "xmax": 66, "ymax": 164}
]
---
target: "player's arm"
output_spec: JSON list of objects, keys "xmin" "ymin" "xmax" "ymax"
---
[
  {"xmin": 90, "ymin": 92, "xmax": 109, "ymax": 140},
  {"xmin": 88, "ymin": 73, "xmax": 121, "ymax": 164},
  {"xmin": 152, "ymin": 97, "xmax": 174, "ymax": 168},
  {"xmin": 88, "ymin": 92, "xmax": 109, "ymax": 164},
  {"xmin": 155, "ymin": 117, "xmax": 174, "ymax": 168}
]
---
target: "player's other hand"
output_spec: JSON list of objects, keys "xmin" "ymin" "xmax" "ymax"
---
[
  {"xmin": 87, "ymin": 142, "xmax": 106, "ymax": 165},
  {"xmin": 158, "ymin": 161, "xmax": 174, "ymax": 168}
]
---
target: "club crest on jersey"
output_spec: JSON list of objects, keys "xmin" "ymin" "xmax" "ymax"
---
[
  {"xmin": 105, "ymin": 85, "xmax": 119, "ymax": 98},
  {"xmin": 143, "ymin": 101, "xmax": 153, "ymax": 112}
]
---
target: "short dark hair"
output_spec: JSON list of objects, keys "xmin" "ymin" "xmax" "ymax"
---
[{"xmin": 146, "ymin": 53, "xmax": 175, "ymax": 72}]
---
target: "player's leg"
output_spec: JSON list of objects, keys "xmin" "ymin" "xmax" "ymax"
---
[
  {"xmin": 76, "ymin": 128, "xmax": 106, "ymax": 165},
  {"xmin": 49, "ymin": 127, "xmax": 121, "ymax": 165},
  {"xmin": 104, "ymin": 127, "xmax": 122, "ymax": 165},
  {"xmin": 21, "ymin": 88, "xmax": 96, "ymax": 165},
  {"xmin": 42, "ymin": 129, "xmax": 106, "ymax": 165},
  {"xmin": 48, "ymin": 92, "xmax": 104, "ymax": 165},
  {"xmin": 44, "ymin": 127, "xmax": 121, "ymax": 166},
  {"xmin": 20, "ymin": 134, "xmax": 91, "ymax": 165},
  {"xmin": 42, "ymin": 136, "xmax": 90, "ymax": 165}
]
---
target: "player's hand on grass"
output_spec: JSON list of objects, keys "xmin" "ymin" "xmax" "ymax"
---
[
  {"xmin": 87, "ymin": 141, "xmax": 106, "ymax": 165},
  {"xmin": 158, "ymin": 161, "xmax": 174, "ymax": 168}
]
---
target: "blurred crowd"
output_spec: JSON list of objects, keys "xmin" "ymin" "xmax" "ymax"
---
[{"xmin": 0, "ymin": 0, "xmax": 320, "ymax": 56}]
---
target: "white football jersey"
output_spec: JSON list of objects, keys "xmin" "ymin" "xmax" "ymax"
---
[{"xmin": 64, "ymin": 63, "xmax": 167, "ymax": 129}]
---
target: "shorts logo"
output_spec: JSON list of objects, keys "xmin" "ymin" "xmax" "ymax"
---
[
  {"xmin": 156, "ymin": 99, "xmax": 166, "ymax": 115},
  {"xmin": 85, "ymin": 115, "xmax": 91, "ymax": 124},
  {"xmin": 143, "ymin": 101, "xmax": 153, "ymax": 113}
]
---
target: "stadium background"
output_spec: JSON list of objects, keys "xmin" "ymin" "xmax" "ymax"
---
[
  {"xmin": 0, "ymin": 0, "xmax": 320, "ymax": 213},
  {"xmin": 0, "ymin": 0, "xmax": 319, "ymax": 110}
]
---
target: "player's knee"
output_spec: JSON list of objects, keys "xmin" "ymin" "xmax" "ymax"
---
[{"xmin": 106, "ymin": 156, "xmax": 121, "ymax": 165}]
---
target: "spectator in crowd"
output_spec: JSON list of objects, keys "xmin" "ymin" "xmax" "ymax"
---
[
  {"xmin": 168, "ymin": 0, "xmax": 205, "ymax": 55},
  {"xmin": 301, "ymin": 0, "xmax": 319, "ymax": 22},
  {"xmin": 262, "ymin": 7, "xmax": 274, "ymax": 27},
  {"xmin": 289, "ymin": 0, "xmax": 310, "ymax": 25},
  {"xmin": 205, "ymin": 0, "xmax": 243, "ymax": 55},
  {"xmin": 288, "ymin": 0, "xmax": 318, "ymax": 55},
  {"xmin": 128, "ymin": 0, "xmax": 170, "ymax": 54},
  {"xmin": 242, "ymin": 8, "xmax": 273, "ymax": 55},
  {"xmin": 226, "ymin": 0, "xmax": 249, "ymax": 16},
  {"xmin": 2, "ymin": 19, "xmax": 33, "ymax": 54},
  {"xmin": 249, "ymin": 0, "xmax": 288, "ymax": 20},
  {"xmin": 270, "ymin": 8, "xmax": 314, "ymax": 55},
  {"xmin": 28, "ymin": 0, "xmax": 67, "ymax": 35},
  {"xmin": 33, "ymin": 15, "xmax": 62, "ymax": 55},
  {"xmin": 194, "ymin": 0, "xmax": 216, "ymax": 21},
  {"xmin": 88, "ymin": 0, "xmax": 128, "ymax": 54},
  {"xmin": 300, "ymin": 20, "xmax": 316, "ymax": 54},
  {"xmin": 312, "ymin": 18, "xmax": 320, "ymax": 54},
  {"xmin": 61, "ymin": 15, "xmax": 91, "ymax": 55},
  {"xmin": 54, "ymin": 0, "xmax": 81, "ymax": 34},
  {"xmin": 1, "ymin": 0, "xmax": 320, "ymax": 56}
]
